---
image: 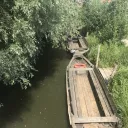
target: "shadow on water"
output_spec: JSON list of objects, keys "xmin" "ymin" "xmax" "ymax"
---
[
  {"xmin": 31, "ymin": 47, "xmax": 71, "ymax": 89},
  {"xmin": 0, "ymin": 45, "xmax": 71, "ymax": 128},
  {"xmin": 0, "ymin": 85, "xmax": 31, "ymax": 127}
]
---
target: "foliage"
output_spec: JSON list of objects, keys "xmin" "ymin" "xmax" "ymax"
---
[
  {"xmin": 110, "ymin": 67, "xmax": 128, "ymax": 128},
  {"xmin": 82, "ymin": 0, "xmax": 128, "ymax": 42},
  {"xmin": 87, "ymin": 35, "xmax": 128, "ymax": 67},
  {"xmin": 0, "ymin": 1, "xmax": 13, "ymax": 47},
  {"xmin": 0, "ymin": 0, "xmax": 83, "ymax": 88}
]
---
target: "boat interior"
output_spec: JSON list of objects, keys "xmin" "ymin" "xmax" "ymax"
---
[
  {"xmin": 66, "ymin": 56, "xmax": 118, "ymax": 128},
  {"xmin": 68, "ymin": 37, "xmax": 88, "ymax": 50}
]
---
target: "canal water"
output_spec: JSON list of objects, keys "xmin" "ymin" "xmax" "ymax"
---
[{"xmin": 0, "ymin": 49, "xmax": 71, "ymax": 128}]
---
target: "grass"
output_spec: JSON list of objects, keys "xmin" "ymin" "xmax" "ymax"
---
[{"xmin": 110, "ymin": 67, "xmax": 128, "ymax": 128}]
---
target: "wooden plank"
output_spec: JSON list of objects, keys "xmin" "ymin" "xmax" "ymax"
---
[
  {"xmin": 73, "ymin": 117, "xmax": 119, "ymax": 123},
  {"xmin": 94, "ymin": 67, "xmax": 117, "ymax": 115},
  {"xmin": 70, "ymin": 68, "xmax": 93, "ymax": 71},
  {"xmin": 74, "ymin": 70, "xmax": 111, "ymax": 128},
  {"xmin": 82, "ymin": 75, "xmax": 100, "ymax": 117},
  {"xmin": 89, "ymin": 70, "xmax": 112, "ymax": 116},
  {"xmin": 76, "ymin": 74, "xmax": 89, "ymax": 128},
  {"xmin": 77, "ymin": 75, "xmax": 89, "ymax": 117},
  {"xmin": 99, "ymin": 68, "xmax": 107, "ymax": 79},
  {"xmin": 90, "ymin": 70, "xmax": 113, "ymax": 116},
  {"xmin": 66, "ymin": 70, "xmax": 72, "ymax": 125},
  {"xmin": 72, "ymin": 71, "xmax": 83, "ymax": 128},
  {"xmin": 78, "ymin": 38, "xmax": 87, "ymax": 49},
  {"xmin": 68, "ymin": 40, "xmax": 80, "ymax": 50},
  {"xmin": 67, "ymin": 56, "xmax": 118, "ymax": 128},
  {"xmin": 99, "ymin": 68, "xmax": 113, "ymax": 80},
  {"xmin": 73, "ymin": 43, "xmax": 79, "ymax": 49},
  {"xmin": 69, "ymin": 41, "xmax": 73, "ymax": 49},
  {"xmin": 76, "ymin": 124, "xmax": 84, "ymax": 128},
  {"xmin": 76, "ymin": 74, "xmax": 102, "ymax": 128},
  {"xmin": 69, "ymin": 69, "xmax": 78, "ymax": 117},
  {"xmin": 72, "ymin": 71, "xmax": 82, "ymax": 117}
]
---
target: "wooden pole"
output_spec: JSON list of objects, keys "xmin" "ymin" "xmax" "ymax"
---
[{"xmin": 96, "ymin": 45, "xmax": 101, "ymax": 67}]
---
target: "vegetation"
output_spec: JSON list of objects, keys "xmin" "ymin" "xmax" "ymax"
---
[
  {"xmin": 0, "ymin": 0, "xmax": 83, "ymax": 89},
  {"xmin": 82, "ymin": 0, "xmax": 128, "ymax": 42}
]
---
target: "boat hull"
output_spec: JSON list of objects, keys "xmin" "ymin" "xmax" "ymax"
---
[
  {"xmin": 67, "ymin": 37, "xmax": 89, "ymax": 54},
  {"xmin": 66, "ymin": 55, "xmax": 119, "ymax": 128}
]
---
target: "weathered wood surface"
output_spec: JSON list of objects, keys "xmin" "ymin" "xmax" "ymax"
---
[
  {"xmin": 94, "ymin": 67, "xmax": 117, "ymax": 115},
  {"xmin": 68, "ymin": 69, "xmax": 112, "ymax": 128},
  {"xmin": 72, "ymin": 70, "xmax": 84, "ymax": 128},
  {"xmin": 66, "ymin": 70, "xmax": 72, "ymax": 125},
  {"xmin": 89, "ymin": 70, "xmax": 113, "ymax": 116},
  {"xmin": 73, "ymin": 116, "xmax": 118, "ymax": 123},
  {"xmin": 78, "ymin": 38, "xmax": 88, "ymax": 49},
  {"xmin": 69, "ymin": 41, "xmax": 79, "ymax": 49},
  {"xmin": 99, "ymin": 68, "xmax": 115, "ymax": 81},
  {"xmin": 69, "ymin": 69, "xmax": 78, "ymax": 117},
  {"xmin": 75, "ymin": 70, "xmax": 103, "ymax": 128}
]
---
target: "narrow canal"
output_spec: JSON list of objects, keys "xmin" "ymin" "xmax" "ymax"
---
[{"xmin": 0, "ymin": 48, "xmax": 71, "ymax": 128}]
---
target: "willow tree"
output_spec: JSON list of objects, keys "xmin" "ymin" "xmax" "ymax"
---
[{"xmin": 0, "ymin": 0, "xmax": 83, "ymax": 89}]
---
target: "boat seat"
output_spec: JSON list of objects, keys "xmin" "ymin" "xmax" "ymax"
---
[
  {"xmin": 78, "ymin": 38, "xmax": 88, "ymax": 49},
  {"xmin": 76, "ymin": 70, "xmax": 86, "ymax": 75}
]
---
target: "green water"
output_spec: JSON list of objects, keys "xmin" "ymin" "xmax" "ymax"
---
[{"xmin": 0, "ymin": 49, "xmax": 71, "ymax": 128}]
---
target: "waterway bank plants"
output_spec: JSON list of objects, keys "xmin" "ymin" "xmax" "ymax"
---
[
  {"xmin": 87, "ymin": 35, "xmax": 128, "ymax": 67},
  {"xmin": 110, "ymin": 67, "xmax": 128, "ymax": 128},
  {"xmin": 82, "ymin": 0, "xmax": 128, "ymax": 42},
  {"xmin": 0, "ymin": 0, "xmax": 83, "ymax": 89}
]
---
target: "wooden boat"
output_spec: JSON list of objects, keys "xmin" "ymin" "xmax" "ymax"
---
[
  {"xmin": 66, "ymin": 54, "xmax": 119, "ymax": 128},
  {"xmin": 67, "ymin": 36, "xmax": 89, "ymax": 54}
]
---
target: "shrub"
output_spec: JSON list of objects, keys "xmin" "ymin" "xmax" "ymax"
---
[
  {"xmin": 87, "ymin": 35, "xmax": 128, "ymax": 67},
  {"xmin": 0, "ymin": 0, "xmax": 83, "ymax": 88}
]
